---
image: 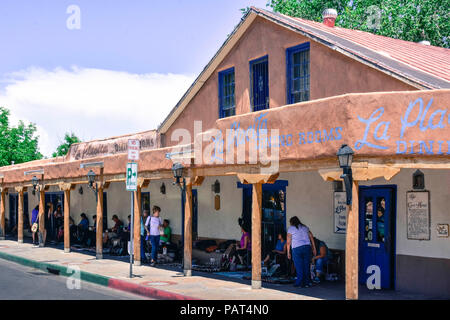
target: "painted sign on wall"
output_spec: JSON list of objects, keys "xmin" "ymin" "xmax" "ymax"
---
[
  {"xmin": 334, "ymin": 191, "xmax": 347, "ymax": 234},
  {"xmin": 69, "ymin": 130, "xmax": 158, "ymax": 161}
]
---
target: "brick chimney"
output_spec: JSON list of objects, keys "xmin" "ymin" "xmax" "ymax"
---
[{"xmin": 322, "ymin": 8, "xmax": 338, "ymax": 27}]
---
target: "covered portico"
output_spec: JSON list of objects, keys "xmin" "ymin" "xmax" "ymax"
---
[{"xmin": 0, "ymin": 89, "xmax": 449, "ymax": 299}]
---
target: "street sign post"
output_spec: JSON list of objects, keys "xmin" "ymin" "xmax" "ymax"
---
[
  {"xmin": 128, "ymin": 139, "xmax": 140, "ymax": 161},
  {"xmin": 126, "ymin": 162, "xmax": 138, "ymax": 191},
  {"xmin": 127, "ymin": 139, "xmax": 140, "ymax": 278}
]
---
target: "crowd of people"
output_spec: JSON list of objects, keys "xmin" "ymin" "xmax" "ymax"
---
[
  {"xmin": 227, "ymin": 215, "xmax": 332, "ymax": 287},
  {"xmin": 22, "ymin": 202, "xmax": 173, "ymax": 268}
]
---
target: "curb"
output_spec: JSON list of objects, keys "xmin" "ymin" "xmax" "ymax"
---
[{"xmin": 0, "ymin": 250, "xmax": 198, "ymax": 300}]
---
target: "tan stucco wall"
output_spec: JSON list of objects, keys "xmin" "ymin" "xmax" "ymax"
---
[{"xmin": 165, "ymin": 17, "xmax": 416, "ymax": 146}]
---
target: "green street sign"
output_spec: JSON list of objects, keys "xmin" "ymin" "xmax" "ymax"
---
[{"xmin": 126, "ymin": 162, "xmax": 138, "ymax": 191}]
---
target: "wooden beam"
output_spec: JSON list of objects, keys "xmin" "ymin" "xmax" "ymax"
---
[
  {"xmin": 38, "ymin": 189, "xmax": 45, "ymax": 247},
  {"xmin": 318, "ymin": 165, "xmax": 401, "ymax": 182},
  {"xmin": 133, "ymin": 186, "xmax": 142, "ymax": 265},
  {"xmin": 17, "ymin": 188, "xmax": 24, "ymax": 243},
  {"xmin": 0, "ymin": 189, "xmax": 5, "ymax": 240},
  {"xmin": 63, "ymin": 189, "xmax": 71, "ymax": 253},
  {"xmin": 192, "ymin": 176, "xmax": 205, "ymax": 186},
  {"xmin": 137, "ymin": 178, "xmax": 150, "ymax": 189},
  {"xmin": 59, "ymin": 183, "xmax": 73, "ymax": 191},
  {"xmin": 237, "ymin": 173, "xmax": 279, "ymax": 185},
  {"xmin": 345, "ymin": 181, "xmax": 359, "ymax": 300},
  {"xmin": 251, "ymin": 183, "xmax": 263, "ymax": 289},
  {"xmin": 183, "ymin": 183, "xmax": 193, "ymax": 276}
]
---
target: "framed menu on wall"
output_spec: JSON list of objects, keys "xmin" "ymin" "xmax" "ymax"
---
[{"xmin": 407, "ymin": 191, "xmax": 430, "ymax": 240}]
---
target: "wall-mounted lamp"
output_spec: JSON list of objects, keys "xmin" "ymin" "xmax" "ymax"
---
[
  {"xmin": 80, "ymin": 162, "xmax": 104, "ymax": 200},
  {"xmin": 172, "ymin": 162, "xmax": 185, "ymax": 192},
  {"xmin": 24, "ymin": 169, "xmax": 44, "ymax": 197},
  {"xmin": 211, "ymin": 180, "xmax": 220, "ymax": 194},
  {"xmin": 160, "ymin": 183, "xmax": 166, "ymax": 194},
  {"xmin": 87, "ymin": 169, "xmax": 98, "ymax": 198},
  {"xmin": 31, "ymin": 176, "xmax": 39, "ymax": 195},
  {"xmin": 413, "ymin": 169, "xmax": 425, "ymax": 189},
  {"xmin": 337, "ymin": 144, "xmax": 354, "ymax": 205}
]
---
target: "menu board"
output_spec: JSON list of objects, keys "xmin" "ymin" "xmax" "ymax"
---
[
  {"xmin": 334, "ymin": 192, "xmax": 347, "ymax": 234},
  {"xmin": 407, "ymin": 191, "xmax": 430, "ymax": 240}
]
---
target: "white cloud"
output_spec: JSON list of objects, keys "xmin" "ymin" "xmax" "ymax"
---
[{"xmin": 0, "ymin": 67, "xmax": 195, "ymax": 157}]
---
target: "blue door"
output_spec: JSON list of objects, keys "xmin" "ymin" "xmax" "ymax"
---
[
  {"xmin": 238, "ymin": 181, "xmax": 288, "ymax": 257},
  {"xmin": 250, "ymin": 56, "xmax": 269, "ymax": 111},
  {"xmin": 359, "ymin": 186, "xmax": 396, "ymax": 289}
]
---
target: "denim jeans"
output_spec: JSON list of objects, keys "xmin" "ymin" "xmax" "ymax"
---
[
  {"xmin": 150, "ymin": 235, "xmax": 160, "ymax": 262},
  {"xmin": 315, "ymin": 257, "xmax": 328, "ymax": 274},
  {"xmin": 292, "ymin": 245, "xmax": 312, "ymax": 286},
  {"xmin": 140, "ymin": 235, "xmax": 146, "ymax": 262}
]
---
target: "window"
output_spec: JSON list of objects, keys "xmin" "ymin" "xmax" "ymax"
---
[
  {"xmin": 250, "ymin": 56, "xmax": 269, "ymax": 111},
  {"xmin": 218, "ymin": 67, "xmax": 235, "ymax": 118},
  {"xmin": 286, "ymin": 43, "xmax": 310, "ymax": 104}
]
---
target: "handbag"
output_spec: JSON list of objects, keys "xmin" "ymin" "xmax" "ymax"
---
[{"xmin": 31, "ymin": 223, "xmax": 38, "ymax": 233}]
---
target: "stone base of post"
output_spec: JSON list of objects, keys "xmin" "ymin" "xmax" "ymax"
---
[
  {"xmin": 134, "ymin": 260, "xmax": 141, "ymax": 266},
  {"xmin": 18, "ymin": 240, "xmax": 23, "ymax": 244},
  {"xmin": 64, "ymin": 248, "xmax": 70, "ymax": 253},
  {"xmin": 96, "ymin": 253, "xmax": 103, "ymax": 259},
  {"xmin": 184, "ymin": 269, "xmax": 192, "ymax": 277},
  {"xmin": 252, "ymin": 280, "xmax": 262, "ymax": 289}
]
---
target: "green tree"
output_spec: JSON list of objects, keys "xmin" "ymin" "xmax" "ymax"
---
[
  {"xmin": 266, "ymin": 0, "xmax": 449, "ymax": 48},
  {"xmin": 0, "ymin": 107, "xmax": 43, "ymax": 167},
  {"xmin": 52, "ymin": 132, "xmax": 81, "ymax": 157}
]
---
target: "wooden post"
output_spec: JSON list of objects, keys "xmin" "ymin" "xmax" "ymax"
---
[
  {"xmin": 345, "ymin": 180, "xmax": 359, "ymax": 300},
  {"xmin": 96, "ymin": 185, "xmax": 104, "ymax": 259},
  {"xmin": 0, "ymin": 189, "xmax": 5, "ymax": 240},
  {"xmin": 63, "ymin": 189, "xmax": 71, "ymax": 253},
  {"xmin": 16, "ymin": 187, "xmax": 24, "ymax": 243},
  {"xmin": 133, "ymin": 186, "xmax": 142, "ymax": 265},
  {"xmin": 251, "ymin": 182, "xmax": 262, "ymax": 289},
  {"xmin": 38, "ymin": 189, "xmax": 45, "ymax": 247},
  {"xmin": 184, "ymin": 182, "xmax": 193, "ymax": 276}
]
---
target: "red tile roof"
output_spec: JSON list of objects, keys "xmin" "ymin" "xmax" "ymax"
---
[{"xmin": 253, "ymin": 7, "xmax": 450, "ymax": 88}]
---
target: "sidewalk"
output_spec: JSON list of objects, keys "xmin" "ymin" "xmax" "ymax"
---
[{"xmin": 0, "ymin": 240, "xmax": 436, "ymax": 300}]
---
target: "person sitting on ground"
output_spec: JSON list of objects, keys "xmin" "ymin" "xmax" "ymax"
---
[
  {"xmin": 111, "ymin": 215, "xmax": 124, "ymax": 234},
  {"xmin": 232, "ymin": 225, "xmax": 251, "ymax": 265},
  {"xmin": 30, "ymin": 205, "xmax": 39, "ymax": 245},
  {"xmin": 311, "ymin": 237, "xmax": 332, "ymax": 284},
  {"xmin": 69, "ymin": 216, "xmax": 78, "ymax": 244},
  {"xmin": 159, "ymin": 219, "xmax": 172, "ymax": 245},
  {"xmin": 263, "ymin": 231, "xmax": 287, "ymax": 267}
]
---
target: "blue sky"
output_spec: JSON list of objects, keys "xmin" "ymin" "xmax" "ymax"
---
[{"xmin": 0, "ymin": 0, "xmax": 270, "ymax": 156}]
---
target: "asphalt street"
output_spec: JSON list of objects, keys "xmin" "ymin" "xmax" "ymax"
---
[{"xmin": 0, "ymin": 258, "xmax": 149, "ymax": 300}]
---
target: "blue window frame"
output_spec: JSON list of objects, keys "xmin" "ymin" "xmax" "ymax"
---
[
  {"xmin": 250, "ymin": 55, "xmax": 269, "ymax": 111},
  {"xmin": 286, "ymin": 42, "xmax": 310, "ymax": 104},
  {"xmin": 218, "ymin": 67, "xmax": 235, "ymax": 118}
]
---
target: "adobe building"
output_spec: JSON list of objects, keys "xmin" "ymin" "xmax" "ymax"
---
[{"xmin": 0, "ymin": 7, "xmax": 449, "ymax": 299}]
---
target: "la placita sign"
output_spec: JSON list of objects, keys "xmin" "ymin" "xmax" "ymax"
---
[{"xmin": 128, "ymin": 139, "xmax": 140, "ymax": 161}]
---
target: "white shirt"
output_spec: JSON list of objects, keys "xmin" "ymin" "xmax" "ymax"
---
[
  {"xmin": 287, "ymin": 225, "xmax": 310, "ymax": 249},
  {"xmin": 146, "ymin": 216, "xmax": 162, "ymax": 236}
]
